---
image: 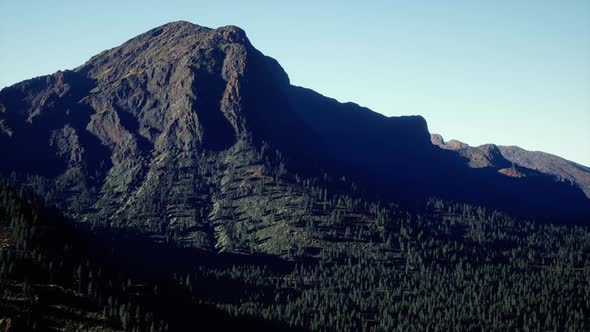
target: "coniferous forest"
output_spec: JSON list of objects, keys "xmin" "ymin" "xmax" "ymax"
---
[{"xmin": 1, "ymin": 176, "xmax": 588, "ymax": 331}]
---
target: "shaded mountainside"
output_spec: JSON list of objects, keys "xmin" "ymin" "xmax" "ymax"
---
[
  {"xmin": 432, "ymin": 134, "xmax": 590, "ymax": 198},
  {"xmin": 498, "ymin": 145, "xmax": 590, "ymax": 198},
  {"xmin": 0, "ymin": 182, "xmax": 301, "ymax": 331},
  {"xmin": 0, "ymin": 21, "xmax": 589, "ymax": 332},
  {"xmin": 431, "ymin": 134, "xmax": 510, "ymax": 169},
  {"xmin": 288, "ymin": 88, "xmax": 590, "ymax": 220},
  {"xmin": 0, "ymin": 20, "xmax": 588, "ymax": 257}
]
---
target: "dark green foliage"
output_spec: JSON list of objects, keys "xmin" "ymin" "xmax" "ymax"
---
[
  {"xmin": 0, "ymin": 182, "xmax": 297, "ymax": 331},
  {"xmin": 1, "ymin": 141, "xmax": 590, "ymax": 331},
  {"xmin": 0, "ymin": 177, "xmax": 589, "ymax": 331},
  {"xmin": 194, "ymin": 199, "xmax": 590, "ymax": 331},
  {"xmin": 0, "ymin": 182, "xmax": 168, "ymax": 331}
]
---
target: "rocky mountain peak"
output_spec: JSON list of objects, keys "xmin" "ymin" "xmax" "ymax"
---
[
  {"xmin": 1, "ymin": 21, "xmax": 588, "ymax": 243},
  {"xmin": 76, "ymin": 21, "xmax": 257, "ymax": 86},
  {"xmin": 47, "ymin": 21, "xmax": 296, "ymax": 159},
  {"xmin": 430, "ymin": 133, "xmax": 444, "ymax": 146}
]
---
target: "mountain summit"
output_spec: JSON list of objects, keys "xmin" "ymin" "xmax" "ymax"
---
[
  {"xmin": 78, "ymin": 21, "xmax": 301, "ymax": 153},
  {"xmin": 0, "ymin": 21, "xmax": 588, "ymax": 250}
]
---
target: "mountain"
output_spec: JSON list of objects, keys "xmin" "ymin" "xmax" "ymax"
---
[
  {"xmin": 498, "ymin": 145, "xmax": 590, "ymax": 198},
  {"xmin": 1, "ymin": 21, "xmax": 589, "ymax": 331},
  {"xmin": 0, "ymin": 20, "xmax": 588, "ymax": 253},
  {"xmin": 430, "ymin": 134, "xmax": 510, "ymax": 169},
  {"xmin": 431, "ymin": 134, "xmax": 590, "ymax": 198}
]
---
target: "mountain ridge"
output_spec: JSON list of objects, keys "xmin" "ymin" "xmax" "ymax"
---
[
  {"xmin": 431, "ymin": 133, "xmax": 590, "ymax": 198},
  {"xmin": 0, "ymin": 21, "xmax": 588, "ymax": 254}
]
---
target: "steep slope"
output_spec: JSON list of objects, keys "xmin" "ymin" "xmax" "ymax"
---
[
  {"xmin": 431, "ymin": 134, "xmax": 510, "ymax": 169},
  {"xmin": 432, "ymin": 134, "xmax": 590, "ymax": 198},
  {"xmin": 0, "ymin": 21, "xmax": 321, "ymax": 250},
  {"xmin": 0, "ymin": 182, "xmax": 299, "ymax": 331},
  {"xmin": 431, "ymin": 133, "xmax": 532, "ymax": 173},
  {"xmin": 288, "ymin": 89, "xmax": 590, "ymax": 220},
  {"xmin": 498, "ymin": 145, "xmax": 590, "ymax": 198},
  {"xmin": 2, "ymin": 177, "xmax": 589, "ymax": 331},
  {"xmin": 0, "ymin": 20, "xmax": 588, "ymax": 255}
]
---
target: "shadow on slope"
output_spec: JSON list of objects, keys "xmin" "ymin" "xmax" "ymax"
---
[{"xmin": 287, "ymin": 86, "xmax": 590, "ymax": 222}]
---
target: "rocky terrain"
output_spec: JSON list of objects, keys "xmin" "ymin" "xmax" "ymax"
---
[
  {"xmin": 431, "ymin": 133, "xmax": 590, "ymax": 197},
  {"xmin": 0, "ymin": 21, "xmax": 589, "ymax": 255},
  {"xmin": 499, "ymin": 145, "xmax": 590, "ymax": 197}
]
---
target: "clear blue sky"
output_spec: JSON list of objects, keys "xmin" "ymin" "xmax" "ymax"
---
[{"xmin": 1, "ymin": 0, "xmax": 589, "ymax": 165}]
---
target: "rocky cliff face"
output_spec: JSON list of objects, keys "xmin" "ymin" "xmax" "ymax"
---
[
  {"xmin": 0, "ymin": 21, "xmax": 588, "ymax": 251},
  {"xmin": 0, "ymin": 21, "xmax": 317, "ymax": 248},
  {"xmin": 1, "ymin": 21, "xmax": 429, "ymax": 249}
]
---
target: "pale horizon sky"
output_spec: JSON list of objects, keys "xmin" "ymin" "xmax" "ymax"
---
[{"xmin": 1, "ymin": 0, "xmax": 589, "ymax": 165}]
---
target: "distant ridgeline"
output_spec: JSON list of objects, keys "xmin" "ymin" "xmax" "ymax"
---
[
  {"xmin": 431, "ymin": 133, "xmax": 590, "ymax": 199},
  {"xmin": 0, "ymin": 21, "xmax": 589, "ymax": 331}
]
